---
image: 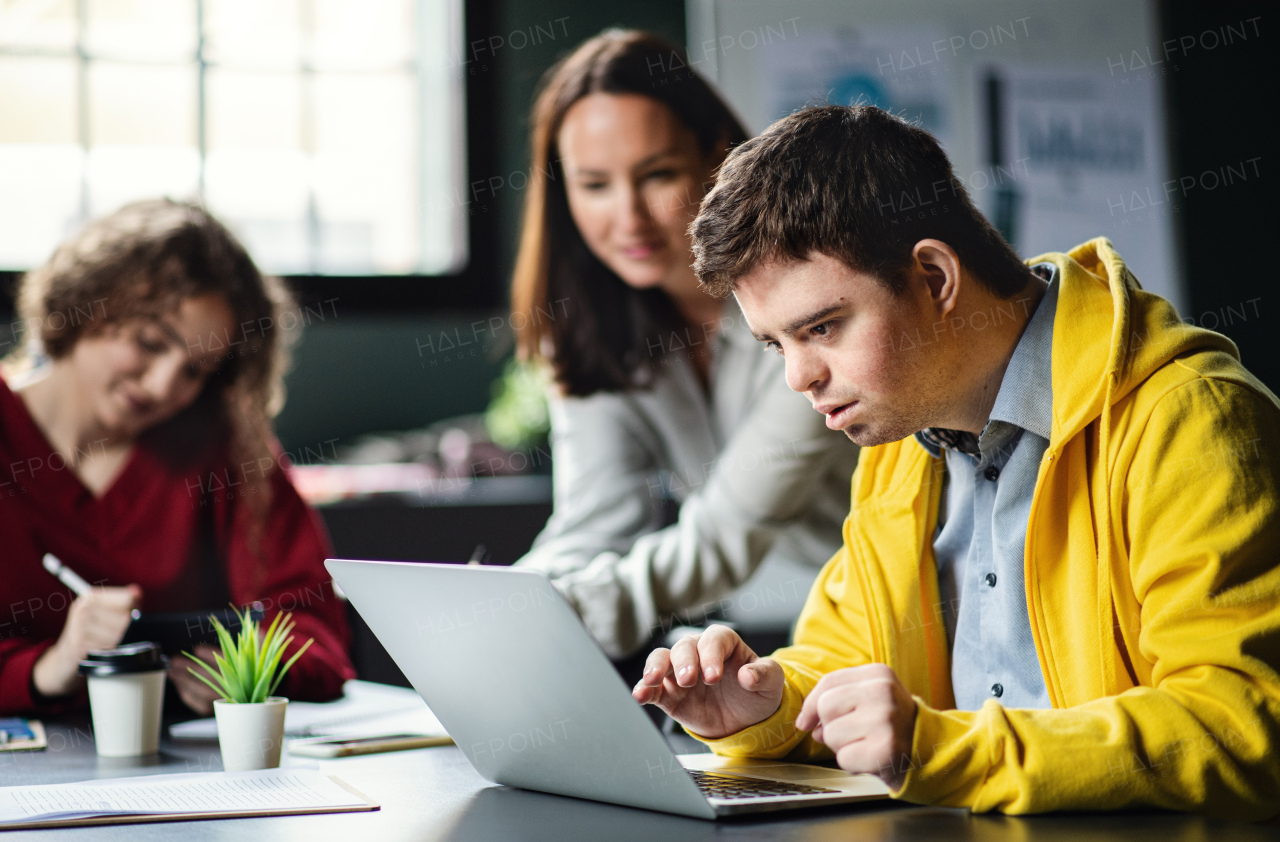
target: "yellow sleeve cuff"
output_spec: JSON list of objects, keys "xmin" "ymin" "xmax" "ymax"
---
[{"xmin": 891, "ymin": 697, "xmax": 998, "ymax": 808}]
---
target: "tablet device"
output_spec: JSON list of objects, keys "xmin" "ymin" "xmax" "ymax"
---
[{"xmin": 121, "ymin": 606, "xmax": 264, "ymax": 656}]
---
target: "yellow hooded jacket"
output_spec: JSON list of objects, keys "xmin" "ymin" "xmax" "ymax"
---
[{"xmin": 698, "ymin": 239, "xmax": 1280, "ymax": 819}]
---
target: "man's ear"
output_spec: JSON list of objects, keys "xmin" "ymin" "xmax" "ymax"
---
[{"xmin": 912, "ymin": 239, "xmax": 962, "ymax": 319}]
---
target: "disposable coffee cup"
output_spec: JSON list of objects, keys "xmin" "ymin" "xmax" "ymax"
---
[{"xmin": 78, "ymin": 641, "xmax": 167, "ymax": 757}]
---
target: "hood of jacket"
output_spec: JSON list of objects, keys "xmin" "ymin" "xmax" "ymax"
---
[
  {"xmin": 1034, "ymin": 238, "xmax": 1277, "ymax": 699},
  {"xmin": 1040, "ymin": 237, "xmax": 1256, "ymax": 446}
]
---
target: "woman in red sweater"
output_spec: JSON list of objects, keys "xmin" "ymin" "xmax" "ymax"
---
[{"xmin": 0, "ymin": 199, "xmax": 354, "ymax": 716}]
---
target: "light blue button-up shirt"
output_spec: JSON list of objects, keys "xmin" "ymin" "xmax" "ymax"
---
[{"xmin": 915, "ymin": 265, "xmax": 1058, "ymax": 711}]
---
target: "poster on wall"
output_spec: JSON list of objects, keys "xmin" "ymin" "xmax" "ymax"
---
[
  {"xmin": 984, "ymin": 63, "xmax": 1180, "ymax": 308},
  {"xmin": 764, "ymin": 26, "xmax": 957, "ymax": 152}
]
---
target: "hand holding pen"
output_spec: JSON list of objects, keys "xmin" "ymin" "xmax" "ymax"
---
[{"xmin": 32, "ymin": 554, "xmax": 143, "ymax": 699}]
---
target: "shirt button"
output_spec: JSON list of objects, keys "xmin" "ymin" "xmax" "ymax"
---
[
  {"xmin": 985, "ymin": 572, "xmax": 997, "ymax": 587},
  {"xmin": 991, "ymin": 683, "xmax": 1004, "ymax": 698},
  {"xmin": 983, "ymin": 465, "xmax": 1000, "ymax": 482}
]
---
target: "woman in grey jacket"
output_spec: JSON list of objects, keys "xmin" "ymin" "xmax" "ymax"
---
[{"xmin": 511, "ymin": 30, "xmax": 857, "ymax": 658}]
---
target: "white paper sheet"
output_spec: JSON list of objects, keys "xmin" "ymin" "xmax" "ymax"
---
[
  {"xmin": 169, "ymin": 680, "xmax": 446, "ymax": 740},
  {"xmin": 0, "ymin": 768, "xmax": 365, "ymax": 826},
  {"xmin": 763, "ymin": 25, "xmax": 957, "ymax": 150},
  {"xmin": 985, "ymin": 62, "xmax": 1181, "ymax": 308}
]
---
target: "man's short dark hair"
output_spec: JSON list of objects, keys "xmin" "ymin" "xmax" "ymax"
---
[{"xmin": 692, "ymin": 105, "xmax": 1031, "ymax": 299}]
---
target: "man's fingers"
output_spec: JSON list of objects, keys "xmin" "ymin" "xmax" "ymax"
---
[
  {"xmin": 797, "ymin": 669, "xmax": 849, "ymax": 730},
  {"xmin": 632, "ymin": 675, "xmax": 664, "ymax": 705},
  {"xmin": 797, "ymin": 664, "xmax": 892, "ymax": 730},
  {"xmin": 737, "ymin": 658, "xmax": 783, "ymax": 695},
  {"xmin": 696, "ymin": 624, "xmax": 748, "ymax": 684},
  {"xmin": 640, "ymin": 648, "xmax": 673, "ymax": 688},
  {"xmin": 797, "ymin": 692, "xmax": 820, "ymax": 731},
  {"xmin": 815, "ymin": 683, "xmax": 867, "ymax": 726},
  {"xmin": 632, "ymin": 674, "xmax": 683, "ymax": 712},
  {"xmin": 668, "ymin": 634, "xmax": 703, "ymax": 688},
  {"xmin": 799, "ymin": 680, "xmax": 858, "ymax": 732},
  {"xmin": 817, "ymin": 706, "xmax": 872, "ymax": 751},
  {"xmin": 797, "ymin": 682, "xmax": 835, "ymax": 732}
]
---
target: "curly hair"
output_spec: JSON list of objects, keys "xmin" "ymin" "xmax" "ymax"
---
[{"xmin": 9, "ymin": 198, "xmax": 297, "ymax": 542}]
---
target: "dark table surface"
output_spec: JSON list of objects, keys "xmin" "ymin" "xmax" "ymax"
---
[{"xmin": 1, "ymin": 718, "xmax": 1275, "ymax": 841}]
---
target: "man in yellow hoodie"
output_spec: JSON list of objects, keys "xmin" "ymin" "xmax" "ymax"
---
[{"xmin": 632, "ymin": 105, "xmax": 1280, "ymax": 819}]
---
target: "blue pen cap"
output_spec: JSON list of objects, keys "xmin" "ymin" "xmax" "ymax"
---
[{"xmin": 78, "ymin": 641, "xmax": 168, "ymax": 676}]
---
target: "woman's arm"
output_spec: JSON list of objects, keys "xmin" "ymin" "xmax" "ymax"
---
[
  {"xmin": 519, "ymin": 369, "xmax": 856, "ymax": 658},
  {"xmin": 219, "ymin": 456, "xmax": 355, "ymax": 702}
]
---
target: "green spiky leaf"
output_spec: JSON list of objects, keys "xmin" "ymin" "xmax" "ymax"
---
[{"xmin": 186, "ymin": 605, "xmax": 315, "ymax": 704}]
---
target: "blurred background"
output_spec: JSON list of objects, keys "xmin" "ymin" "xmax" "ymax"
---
[{"xmin": 0, "ymin": 0, "xmax": 1273, "ymax": 585}]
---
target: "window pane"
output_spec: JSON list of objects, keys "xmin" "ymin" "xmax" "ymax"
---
[
  {"xmin": 203, "ymin": 0, "xmax": 300, "ymax": 69},
  {"xmin": 312, "ymin": 71, "xmax": 417, "ymax": 273},
  {"xmin": 0, "ymin": 55, "xmax": 81, "ymax": 268},
  {"xmin": 0, "ymin": 145, "xmax": 82, "ymax": 269},
  {"xmin": 0, "ymin": 57, "xmax": 77, "ymax": 143},
  {"xmin": 419, "ymin": 0, "xmax": 466, "ymax": 272},
  {"xmin": 0, "ymin": 0, "xmax": 76, "ymax": 51},
  {"xmin": 0, "ymin": 0, "xmax": 467, "ymax": 275},
  {"xmin": 85, "ymin": 0, "xmax": 196, "ymax": 62},
  {"xmin": 310, "ymin": 0, "xmax": 414, "ymax": 70},
  {"xmin": 205, "ymin": 69, "xmax": 307, "ymax": 272},
  {"xmin": 89, "ymin": 62, "xmax": 196, "ymax": 145},
  {"xmin": 86, "ymin": 60, "xmax": 198, "ymax": 216},
  {"xmin": 205, "ymin": 149, "xmax": 310, "ymax": 273},
  {"xmin": 86, "ymin": 145, "xmax": 199, "ymax": 217},
  {"xmin": 207, "ymin": 69, "xmax": 301, "ymax": 149}
]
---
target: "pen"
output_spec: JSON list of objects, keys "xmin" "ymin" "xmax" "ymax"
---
[
  {"xmin": 466, "ymin": 545, "xmax": 489, "ymax": 566},
  {"xmin": 42, "ymin": 553, "xmax": 141, "ymax": 620}
]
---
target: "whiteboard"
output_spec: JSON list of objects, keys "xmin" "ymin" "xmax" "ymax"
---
[{"xmin": 687, "ymin": 0, "xmax": 1182, "ymax": 309}]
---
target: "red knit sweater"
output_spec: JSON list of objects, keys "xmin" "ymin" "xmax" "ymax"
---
[{"xmin": 0, "ymin": 377, "xmax": 354, "ymax": 715}]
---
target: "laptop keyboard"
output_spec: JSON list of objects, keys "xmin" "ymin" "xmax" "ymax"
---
[{"xmin": 688, "ymin": 769, "xmax": 842, "ymax": 800}]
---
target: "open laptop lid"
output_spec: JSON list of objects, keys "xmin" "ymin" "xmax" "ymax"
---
[{"xmin": 326, "ymin": 559, "xmax": 716, "ymax": 819}]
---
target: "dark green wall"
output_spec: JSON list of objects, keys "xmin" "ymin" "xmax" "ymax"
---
[
  {"xmin": 273, "ymin": 310, "xmax": 509, "ymax": 452},
  {"xmin": 483, "ymin": 0, "xmax": 687, "ymax": 286}
]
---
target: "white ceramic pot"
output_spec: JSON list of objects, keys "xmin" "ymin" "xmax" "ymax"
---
[{"xmin": 213, "ymin": 697, "xmax": 288, "ymax": 771}]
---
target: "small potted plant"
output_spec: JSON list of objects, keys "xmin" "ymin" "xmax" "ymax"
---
[{"xmin": 185, "ymin": 607, "xmax": 313, "ymax": 772}]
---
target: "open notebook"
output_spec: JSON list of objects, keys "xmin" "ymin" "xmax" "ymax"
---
[{"xmin": 0, "ymin": 768, "xmax": 376, "ymax": 830}]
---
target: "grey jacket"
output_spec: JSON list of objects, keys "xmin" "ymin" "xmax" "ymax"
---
[{"xmin": 516, "ymin": 306, "xmax": 859, "ymax": 657}]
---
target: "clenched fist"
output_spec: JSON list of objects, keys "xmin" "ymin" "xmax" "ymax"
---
[{"xmin": 795, "ymin": 663, "xmax": 917, "ymax": 791}]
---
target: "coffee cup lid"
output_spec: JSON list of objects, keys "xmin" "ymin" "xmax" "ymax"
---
[{"xmin": 78, "ymin": 641, "xmax": 168, "ymax": 676}]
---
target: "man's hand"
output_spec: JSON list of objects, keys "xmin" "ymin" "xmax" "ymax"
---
[
  {"xmin": 168, "ymin": 644, "xmax": 224, "ymax": 716},
  {"xmin": 795, "ymin": 664, "xmax": 917, "ymax": 791},
  {"xmin": 631, "ymin": 624, "xmax": 785, "ymax": 739},
  {"xmin": 33, "ymin": 585, "xmax": 142, "ymax": 698}
]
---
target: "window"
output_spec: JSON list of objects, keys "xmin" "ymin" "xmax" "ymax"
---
[{"xmin": 0, "ymin": 0, "xmax": 466, "ymax": 276}]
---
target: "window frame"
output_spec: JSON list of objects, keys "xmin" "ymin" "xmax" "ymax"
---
[{"xmin": 0, "ymin": 0, "xmax": 504, "ymax": 315}]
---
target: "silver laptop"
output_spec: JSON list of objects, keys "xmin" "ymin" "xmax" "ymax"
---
[{"xmin": 325, "ymin": 559, "xmax": 889, "ymax": 819}]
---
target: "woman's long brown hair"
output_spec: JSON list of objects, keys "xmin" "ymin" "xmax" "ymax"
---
[{"xmin": 510, "ymin": 29, "xmax": 748, "ymax": 396}]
